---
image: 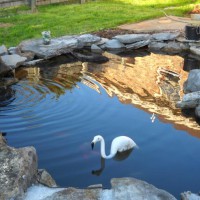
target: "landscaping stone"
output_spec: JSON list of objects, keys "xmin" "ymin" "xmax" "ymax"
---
[
  {"xmin": 19, "ymin": 36, "xmax": 79, "ymax": 59},
  {"xmin": 0, "ymin": 57, "xmax": 12, "ymax": 75},
  {"xmin": 78, "ymin": 34, "xmax": 101, "ymax": 46},
  {"xmin": 23, "ymin": 59, "xmax": 44, "ymax": 67},
  {"xmin": 104, "ymin": 39, "xmax": 125, "ymax": 51},
  {"xmin": 190, "ymin": 46, "xmax": 200, "ymax": 56},
  {"xmin": 91, "ymin": 44, "xmax": 103, "ymax": 54},
  {"xmin": 113, "ymin": 34, "xmax": 150, "ymax": 44},
  {"xmin": 8, "ymin": 46, "xmax": 21, "ymax": 55},
  {"xmin": 148, "ymin": 41, "xmax": 166, "ymax": 51},
  {"xmin": 0, "ymin": 45, "xmax": 8, "ymax": 56},
  {"xmin": 125, "ymin": 40, "xmax": 150, "ymax": 50},
  {"xmin": 183, "ymin": 69, "xmax": 200, "ymax": 93},
  {"xmin": 195, "ymin": 105, "xmax": 200, "ymax": 118},
  {"xmin": 162, "ymin": 42, "xmax": 182, "ymax": 53},
  {"xmin": 176, "ymin": 91, "xmax": 200, "ymax": 109},
  {"xmin": 0, "ymin": 133, "xmax": 38, "ymax": 200},
  {"xmin": 0, "ymin": 54, "xmax": 27, "ymax": 69},
  {"xmin": 151, "ymin": 32, "xmax": 180, "ymax": 41},
  {"xmin": 37, "ymin": 169, "xmax": 57, "ymax": 188},
  {"xmin": 181, "ymin": 191, "xmax": 200, "ymax": 200}
]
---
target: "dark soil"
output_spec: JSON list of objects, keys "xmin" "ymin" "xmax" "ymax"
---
[{"xmin": 93, "ymin": 28, "xmax": 137, "ymax": 39}]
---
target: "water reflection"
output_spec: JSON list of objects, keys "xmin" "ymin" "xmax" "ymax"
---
[
  {"xmin": 92, "ymin": 149, "xmax": 134, "ymax": 176},
  {"xmin": 8, "ymin": 51, "xmax": 200, "ymax": 137}
]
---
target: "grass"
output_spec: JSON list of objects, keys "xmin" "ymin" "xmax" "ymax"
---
[{"xmin": 0, "ymin": 0, "xmax": 200, "ymax": 47}]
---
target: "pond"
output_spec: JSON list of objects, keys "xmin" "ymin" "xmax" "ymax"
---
[{"xmin": 1, "ymin": 51, "xmax": 200, "ymax": 199}]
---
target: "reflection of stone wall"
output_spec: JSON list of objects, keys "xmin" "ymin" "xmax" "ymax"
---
[{"xmin": 86, "ymin": 52, "xmax": 200, "ymax": 136}]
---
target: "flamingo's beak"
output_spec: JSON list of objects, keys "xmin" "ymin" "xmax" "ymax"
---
[{"xmin": 91, "ymin": 142, "xmax": 94, "ymax": 150}]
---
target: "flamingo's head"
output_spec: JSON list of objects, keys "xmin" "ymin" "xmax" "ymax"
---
[{"xmin": 91, "ymin": 135, "xmax": 102, "ymax": 150}]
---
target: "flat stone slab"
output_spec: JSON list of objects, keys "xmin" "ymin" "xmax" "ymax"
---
[{"xmin": 118, "ymin": 16, "xmax": 195, "ymax": 33}]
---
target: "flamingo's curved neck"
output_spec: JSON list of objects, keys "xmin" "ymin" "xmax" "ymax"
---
[{"xmin": 100, "ymin": 138, "xmax": 115, "ymax": 159}]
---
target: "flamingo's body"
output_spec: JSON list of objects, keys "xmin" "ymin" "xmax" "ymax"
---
[{"xmin": 91, "ymin": 135, "xmax": 137, "ymax": 159}]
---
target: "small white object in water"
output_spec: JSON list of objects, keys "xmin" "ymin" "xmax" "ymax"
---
[
  {"xmin": 150, "ymin": 113, "xmax": 156, "ymax": 123},
  {"xmin": 24, "ymin": 185, "xmax": 63, "ymax": 200}
]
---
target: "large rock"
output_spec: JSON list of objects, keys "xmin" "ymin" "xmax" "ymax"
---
[
  {"xmin": 105, "ymin": 39, "xmax": 125, "ymax": 51},
  {"xmin": 176, "ymin": 91, "xmax": 200, "ymax": 109},
  {"xmin": 18, "ymin": 36, "xmax": 79, "ymax": 59},
  {"xmin": 195, "ymin": 105, "xmax": 200, "ymax": 118},
  {"xmin": 0, "ymin": 134, "xmax": 38, "ymax": 200},
  {"xmin": 181, "ymin": 191, "xmax": 200, "ymax": 200},
  {"xmin": 151, "ymin": 32, "xmax": 180, "ymax": 41},
  {"xmin": 0, "ymin": 45, "xmax": 8, "ymax": 56},
  {"xmin": 0, "ymin": 54, "xmax": 27, "ymax": 69},
  {"xmin": 162, "ymin": 42, "xmax": 182, "ymax": 54},
  {"xmin": 126, "ymin": 40, "xmax": 150, "ymax": 50},
  {"xmin": 110, "ymin": 178, "xmax": 176, "ymax": 200},
  {"xmin": 148, "ymin": 42, "xmax": 166, "ymax": 51},
  {"xmin": 113, "ymin": 34, "xmax": 150, "ymax": 44},
  {"xmin": 184, "ymin": 69, "xmax": 200, "ymax": 93},
  {"xmin": 190, "ymin": 46, "xmax": 200, "ymax": 56},
  {"xmin": 78, "ymin": 34, "xmax": 101, "ymax": 46},
  {"xmin": 37, "ymin": 169, "xmax": 57, "ymax": 187},
  {"xmin": 31, "ymin": 177, "xmax": 176, "ymax": 200}
]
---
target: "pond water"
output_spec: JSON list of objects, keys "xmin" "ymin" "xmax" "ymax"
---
[{"xmin": 1, "ymin": 51, "xmax": 200, "ymax": 198}]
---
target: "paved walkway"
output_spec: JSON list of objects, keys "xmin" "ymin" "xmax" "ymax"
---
[{"xmin": 118, "ymin": 16, "xmax": 199, "ymax": 33}]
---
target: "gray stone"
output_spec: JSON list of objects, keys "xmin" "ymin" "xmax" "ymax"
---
[
  {"xmin": 0, "ymin": 57, "xmax": 12, "ymax": 75},
  {"xmin": 0, "ymin": 54, "xmax": 27, "ymax": 69},
  {"xmin": 0, "ymin": 45, "xmax": 8, "ymax": 56},
  {"xmin": 111, "ymin": 178, "xmax": 177, "ymax": 200},
  {"xmin": 176, "ymin": 91, "xmax": 200, "ymax": 109},
  {"xmin": 126, "ymin": 40, "xmax": 150, "ymax": 50},
  {"xmin": 162, "ymin": 42, "xmax": 182, "ymax": 53},
  {"xmin": 113, "ymin": 34, "xmax": 150, "ymax": 44},
  {"xmin": 184, "ymin": 69, "xmax": 200, "ymax": 93},
  {"xmin": 195, "ymin": 105, "xmax": 200, "ymax": 118},
  {"xmin": 8, "ymin": 47, "xmax": 21, "ymax": 55},
  {"xmin": 148, "ymin": 41, "xmax": 166, "ymax": 51},
  {"xmin": 95, "ymin": 37, "xmax": 109, "ymax": 46},
  {"xmin": 105, "ymin": 39, "xmax": 125, "ymax": 50},
  {"xmin": 0, "ymin": 134, "xmax": 38, "ymax": 200},
  {"xmin": 78, "ymin": 34, "xmax": 101, "ymax": 46},
  {"xmin": 152, "ymin": 32, "xmax": 180, "ymax": 41},
  {"xmin": 181, "ymin": 191, "xmax": 200, "ymax": 200},
  {"xmin": 190, "ymin": 46, "xmax": 200, "ymax": 56},
  {"xmin": 37, "ymin": 169, "xmax": 57, "ymax": 187},
  {"xmin": 43, "ymin": 187, "xmax": 102, "ymax": 200},
  {"xmin": 23, "ymin": 59, "xmax": 44, "ymax": 67},
  {"xmin": 91, "ymin": 44, "xmax": 103, "ymax": 54},
  {"xmin": 19, "ymin": 36, "xmax": 79, "ymax": 59}
]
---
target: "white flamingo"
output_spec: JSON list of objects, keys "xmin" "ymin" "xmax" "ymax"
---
[{"xmin": 91, "ymin": 135, "xmax": 138, "ymax": 159}]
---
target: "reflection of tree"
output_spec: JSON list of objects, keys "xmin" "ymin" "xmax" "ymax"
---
[{"xmin": 85, "ymin": 51, "xmax": 200, "ymax": 136}]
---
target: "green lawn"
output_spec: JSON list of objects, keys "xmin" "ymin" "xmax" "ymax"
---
[{"xmin": 0, "ymin": 0, "xmax": 199, "ymax": 47}]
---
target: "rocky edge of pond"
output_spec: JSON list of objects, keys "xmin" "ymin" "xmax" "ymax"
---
[
  {"xmin": 1, "ymin": 32, "xmax": 200, "ymax": 199},
  {"xmin": 1, "ymin": 32, "xmax": 200, "ymax": 118},
  {"xmin": 0, "ymin": 132, "xmax": 199, "ymax": 200}
]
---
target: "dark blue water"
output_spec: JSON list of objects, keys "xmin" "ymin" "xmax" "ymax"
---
[{"xmin": 1, "ymin": 52, "xmax": 200, "ymax": 198}]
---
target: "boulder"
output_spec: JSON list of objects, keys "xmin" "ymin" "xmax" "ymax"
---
[
  {"xmin": 190, "ymin": 46, "xmax": 200, "ymax": 56},
  {"xmin": 162, "ymin": 42, "xmax": 182, "ymax": 54},
  {"xmin": 78, "ymin": 34, "xmax": 101, "ymax": 46},
  {"xmin": 105, "ymin": 39, "xmax": 125, "ymax": 51},
  {"xmin": 33, "ymin": 177, "xmax": 177, "ymax": 200},
  {"xmin": 0, "ymin": 45, "xmax": 8, "ymax": 56},
  {"xmin": 126, "ymin": 40, "xmax": 150, "ymax": 50},
  {"xmin": 37, "ymin": 169, "xmax": 57, "ymax": 187},
  {"xmin": 113, "ymin": 34, "xmax": 150, "ymax": 44},
  {"xmin": 0, "ymin": 54, "xmax": 27, "ymax": 69},
  {"xmin": 0, "ymin": 57, "xmax": 12, "ymax": 75},
  {"xmin": 176, "ymin": 91, "xmax": 200, "ymax": 109},
  {"xmin": 184, "ymin": 69, "xmax": 200, "ymax": 93},
  {"xmin": 148, "ymin": 42, "xmax": 166, "ymax": 51},
  {"xmin": 91, "ymin": 44, "xmax": 103, "ymax": 54},
  {"xmin": 8, "ymin": 47, "xmax": 21, "ymax": 55},
  {"xmin": 18, "ymin": 36, "xmax": 79, "ymax": 59},
  {"xmin": 0, "ymin": 134, "xmax": 38, "ymax": 200},
  {"xmin": 181, "ymin": 191, "xmax": 200, "ymax": 200},
  {"xmin": 151, "ymin": 32, "xmax": 180, "ymax": 41},
  {"xmin": 110, "ymin": 178, "xmax": 176, "ymax": 200},
  {"xmin": 195, "ymin": 105, "xmax": 200, "ymax": 118}
]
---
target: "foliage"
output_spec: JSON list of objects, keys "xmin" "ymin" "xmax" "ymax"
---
[{"xmin": 0, "ymin": 0, "xmax": 200, "ymax": 47}]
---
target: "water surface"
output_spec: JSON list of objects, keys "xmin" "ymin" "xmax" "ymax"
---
[{"xmin": 1, "ymin": 51, "xmax": 200, "ymax": 198}]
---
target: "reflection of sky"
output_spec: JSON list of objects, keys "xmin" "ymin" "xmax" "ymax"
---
[{"xmin": 1, "ymin": 51, "xmax": 200, "ymax": 199}]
